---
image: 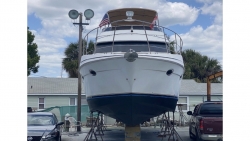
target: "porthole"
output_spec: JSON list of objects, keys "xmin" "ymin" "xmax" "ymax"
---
[
  {"xmin": 166, "ymin": 69, "xmax": 174, "ymax": 76},
  {"xmin": 89, "ymin": 70, "xmax": 96, "ymax": 76}
]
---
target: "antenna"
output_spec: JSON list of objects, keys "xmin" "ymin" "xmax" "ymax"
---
[{"xmin": 61, "ymin": 65, "xmax": 63, "ymax": 78}]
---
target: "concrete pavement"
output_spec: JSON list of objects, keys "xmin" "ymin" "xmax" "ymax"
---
[{"xmin": 61, "ymin": 126, "xmax": 192, "ymax": 141}]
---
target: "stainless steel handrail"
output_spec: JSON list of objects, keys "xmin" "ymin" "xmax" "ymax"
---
[
  {"xmin": 82, "ymin": 19, "xmax": 183, "ymax": 55},
  {"xmin": 143, "ymin": 25, "xmax": 151, "ymax": 53}
]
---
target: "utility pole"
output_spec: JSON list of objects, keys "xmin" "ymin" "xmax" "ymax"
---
[
  {"xmin": 77, "ymin": 13, "xmax": 83, "ymax": 132},
  {"xmin": 68, "ymin": 9, "xmax": 94, "ymax": 132}
]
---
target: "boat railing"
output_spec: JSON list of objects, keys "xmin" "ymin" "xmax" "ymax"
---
[{"xmin": 82, "ymin": 19, "xmax": 183, "ymax": 55}]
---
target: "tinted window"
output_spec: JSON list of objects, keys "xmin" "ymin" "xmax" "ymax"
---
[
  {"xmin": 28, "ymin": 115, "xmax": 55, "ymax": 126},
  {"xmin": 199, "ymin": 103, "xmax": 222, "ymax": 115},
  {"xmin": 95, "ymin": 41, "xmax": 168, "ymax": 53}
]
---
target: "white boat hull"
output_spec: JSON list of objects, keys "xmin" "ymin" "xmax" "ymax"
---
[
  {"xmin": 80, "ymin": 53, "xmax": 184, "ymax": 98},
  {"xmin": 79, "ymin": 53, "xmax": 184, "ymax": 125}
]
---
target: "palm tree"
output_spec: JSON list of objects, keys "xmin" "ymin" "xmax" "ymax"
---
[
  {"xmin": 181, "ymin": 49, "xmax": 222, "ymax": 83},
  {"xmin": 169, "ymin": 41, "xmax": 176, "ymax": 54},
  {"xmin": 62, "ymin": 40, "xmax": 95, "ymax": 78}
]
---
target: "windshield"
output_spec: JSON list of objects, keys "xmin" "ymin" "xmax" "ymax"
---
[
  {"xmin": 95, "ymin": 41, "xmax": 168, "ymax": 53},
  {"xmin": 28, "ymin": 115, "xmax": 55, "ymax": 126},
  {"xmin": 199, "ymin": 103, "xmax": 223, "ymax": 115}
]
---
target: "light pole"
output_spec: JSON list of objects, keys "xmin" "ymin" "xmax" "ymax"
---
[{"xmin": 68, "ymin": 9, "xmax": 94, "ymax": 131}]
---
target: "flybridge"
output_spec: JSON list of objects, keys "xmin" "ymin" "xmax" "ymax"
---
[{"xmin": 82, "ymin": 8, "xmax": 184, "ymax": 55}]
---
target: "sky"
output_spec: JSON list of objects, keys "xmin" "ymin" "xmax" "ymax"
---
[{"xmin": 27, "ymin": 0, "xmax": 223, "ymax": 78}]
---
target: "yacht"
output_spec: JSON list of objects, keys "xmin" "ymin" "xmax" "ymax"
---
[{"xmin": 79, "ymin": 8, "xmax": 184, "ymax": 126}]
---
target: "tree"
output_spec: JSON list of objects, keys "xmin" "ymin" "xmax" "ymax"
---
[
  {"xmin": 181, "ymin": 49, "xmax": 222, "ymax": 83},
  {"xmin": 28, "ymin": 27, "xmax": 40, "ymax": 76},
  {"xmin": 169, "ymin": 41, "xmax": 176, "ymax": 54},
  {"xmin": 62, "ymin": 40, "xmax": 95, "ymax": 78}
]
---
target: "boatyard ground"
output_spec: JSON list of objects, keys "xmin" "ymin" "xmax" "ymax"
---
[{"xmin": 61, "ymin": 126, "xmax": 192, "ymax": 141}]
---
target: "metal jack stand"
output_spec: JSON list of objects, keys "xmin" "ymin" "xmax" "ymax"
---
[
  {"xmin": 95, "ymin": 113, "xmax": 106, "ymax": 136},
  {"xmin": 83, "ymin": 112, "xmax": 105, "ymax": 141},
  {"xmin": 167, "ymin": 111, "xmax": 183, "ymax": 141},
  {"xmin": 158, "ymin": 111, "xmax": 183, "ymax": 141},
  {"xmin": 158, "ymin": 112, "xmax": 171, "ymax": 139}
]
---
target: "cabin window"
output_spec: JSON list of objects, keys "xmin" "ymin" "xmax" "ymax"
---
[
  {"xmin": 176, "ymin": 96, "xmax": 189, "ymax": 112},
  {"xmin": 95, "ymin": 41, "xmax": 168, "ymax": 53}
]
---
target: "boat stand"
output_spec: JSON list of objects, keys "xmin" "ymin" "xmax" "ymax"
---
[
  {"xmin": 158, "ymin": 111, "xmax": 183, "ymax": 141},
  {"xmin": 83, "ymin": 112, "xmax": 105, "ymax": 141},
  {"xmin": 95, "ymin": 113, "xmax": 106, "ymax": 136}
]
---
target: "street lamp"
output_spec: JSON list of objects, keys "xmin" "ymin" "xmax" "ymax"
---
[{"xmin": 68, "ymin": 9, "xmax": 94, "ymax": 132}]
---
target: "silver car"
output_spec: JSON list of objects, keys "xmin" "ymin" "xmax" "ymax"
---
[{"xmin": 27, "ymin": 112, "xmax": 64, "ymax": 141}]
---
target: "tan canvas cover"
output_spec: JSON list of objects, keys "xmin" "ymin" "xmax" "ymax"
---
[{"xmin": 107, "ymin": 8, "xmax": 157, "ymax": 26}]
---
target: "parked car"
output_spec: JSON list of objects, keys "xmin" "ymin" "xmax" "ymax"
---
[
  {"xmin": 187, "ymin": 101, "xmax": 223, "ymax": 141},
  {"xmin": 27, "ymin": 112, "xmax": 64, "ymax": 141}
]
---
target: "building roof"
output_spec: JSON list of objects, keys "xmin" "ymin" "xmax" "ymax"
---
[
  {"xmin": 180, "ymin": 80, "xmax": 222, "ymax": 95},
  {"xmin": 28, "ymin": 77, "xmax": 85, "ymax": 95},
  {"xmin": 27, "ymin": 77, "xmax": 222, "ymax": 96}
]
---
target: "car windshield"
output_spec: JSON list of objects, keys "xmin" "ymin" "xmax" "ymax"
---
[{"xmin": 28, "ymin": 115, "xmax": 55, "ymax": 126}]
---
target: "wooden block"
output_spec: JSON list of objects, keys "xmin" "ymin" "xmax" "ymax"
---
[{"xmin": 125, "ymin": 125, "xmax": 141, "ymax": 141}]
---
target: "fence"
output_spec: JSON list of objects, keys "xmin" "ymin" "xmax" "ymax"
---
[{"xmin": 39, "ymin": 105, "xmax": 91, "ymax": 123}]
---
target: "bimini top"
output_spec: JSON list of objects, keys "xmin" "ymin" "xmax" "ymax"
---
[{"xmin": 107, "ymin": 8, "xmax": 157, "ymax": 26}]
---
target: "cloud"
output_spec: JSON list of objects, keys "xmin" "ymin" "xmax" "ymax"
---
[
  {"xmin": 158, "ymin": 2, "xmax": 199, "ymax": 26},
  {"xmin": 172, "ymin": 0, "xmax": 223, "ymax": 67},
  {"xmin": 28, "ymin": 0, "xmax": 199, "ymax": 35},
  {"xmin": 200, "ymin": 1, "xmax": 222, "ymax": 25},
  {"xmin": 38, "ymin": 53, "xmax": 64, "ymax": 68},
  {"xmin": 196, "ymin": 0, "xmax": 222, "ymax": 4},
  {"xmin": 29, "ymin": 30, "xmax": 68, "ymax": 54},
  {"xmin": 180, "ymin": 24, "xmax": 222, "ymax": 64}
]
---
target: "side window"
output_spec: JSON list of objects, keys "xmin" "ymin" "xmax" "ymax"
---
[
  {"xmin": 193, "ymin": 105, "xmax": 199, "ymax": 115},
  {"xmin": 53, "ymin": 114, "xmax": 58, "ymax": 124}
]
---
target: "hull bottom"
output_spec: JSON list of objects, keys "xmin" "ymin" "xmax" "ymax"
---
[{"xmin": 87, "ymin": 94, "xmax": 178, "ymax": 126}]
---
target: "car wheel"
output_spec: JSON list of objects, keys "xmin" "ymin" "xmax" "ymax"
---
[
  {"xmin": 56, "ymin": 134, "xmax": 61, "ymax": 141},
  {"xmin": 58, "ymin": 136, "xmax": 61, "ymax": 141},
  {"xmin": 195, "ymin": 129, "xmax": 203, "ymax": 141}
]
